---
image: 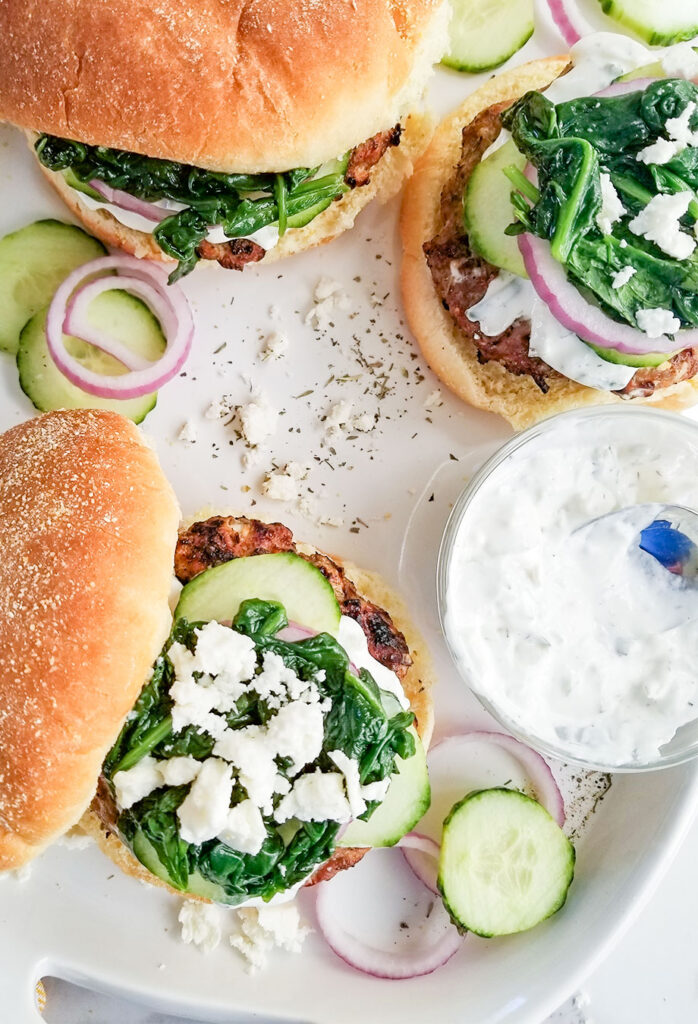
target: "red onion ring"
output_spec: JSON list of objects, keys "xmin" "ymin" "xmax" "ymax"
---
[
  {"xmin": 595, "ymin": 77, "xmax": 658, "ymax": 98},
  {"xmin": 89, "ymin": 180, "xmax": 170, "ymax": 224},
  {"xmin": 397, "ymin": 832, "xmax": 440, "ymax": 896},
  {"xmin": 46, "ymin": 255, "xmax": 193, "ymax": 399},
  {"xmin": 275, "ymin": 622, "xmax": 317, "ymax": 643},
  {"xmin": 428, "ymin": 732, "xmax": 565, "ymax": 828},
  {"xmin": 544, "ymin": 0, "xmax": 591, "ymax": 46},
  {"xmin": 314, "ymin": 846, "xmax": 462, "ymax": 979},
  {"xmin": 518, "ymin": 232, "xmax": 689, "ymax": 356}
]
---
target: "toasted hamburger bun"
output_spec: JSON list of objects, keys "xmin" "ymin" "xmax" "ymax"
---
[
  {"xmin": 37, "ymin": 111, "xmax": 433, "ymax": 266},
  {"xmin": 0, "ymin": 410, "xmax": 179, "ymax": 872},
  {"xmin": 80, "ymin": 525, "xmax": 436, "ymax": 900},
  {"xmin": 400, "ymin": 57, "xmax": 698, "ymax": 430},
  {"xmin": 1, "ymin": 0, "xmax": 447, "ymax": 173}
]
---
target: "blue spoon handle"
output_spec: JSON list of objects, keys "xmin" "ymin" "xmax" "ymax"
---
[{"xmin": 639, "ymin": 519, "xmax": 697, "ymax": 574}]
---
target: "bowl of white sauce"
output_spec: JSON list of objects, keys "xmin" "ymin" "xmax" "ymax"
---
[{"xmin": 438, "ymin": 406, "xmax": 698, "ymax": 771}]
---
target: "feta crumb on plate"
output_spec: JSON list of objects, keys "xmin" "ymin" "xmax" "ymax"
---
[
  {"xmin": 231, "ymin": 904, "xmax": 310, "ymax": 974},
  {"xmin": 262, "ymin": 461, "xmax": 307, "ymax": 501},
  {"xmin": 423, "ymin": 388, "xmax": 443, "ymax": 411},
  {"xmin": 238, "ymin": 397, "xmax": 279, "ymax": 447},
  {"xmin": 179, "ymin": 901, "xmax": 223, "ymax": 954},
  {"xmin": 262, "ymin": 330, "xmax": 289, "ymax": 360},
  {"xmin": 178, "ymin": 419, "xmax": 198, "ymax": 443}
]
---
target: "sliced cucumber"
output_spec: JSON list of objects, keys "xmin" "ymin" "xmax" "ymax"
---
[
  {"xmin": 131, "ymin": 829, "xmax": 174, "ymax": 887},
  {"xmin": 617, "ymin": 61, "xmax": 665, "ymax": 82},
  {"xmin": 286, "ymin": 198, "xmax": 333, "ymax": 230},
  {"xmin": 174, "ymin": 552, "xmax": 342, "ymax": 636},
  {"xmin": 598, "ymin": 0, "xmax": 698, "ymax": 46},
  {"xmin": 0, "ymin": 219, "xmax": 105, "ymax": 354},
  {"xmin": 438, "ymin": 788, "xmax": 575, "ymax": 938},
  {"xmin": 339, "ymin": 728, "xmax": 430, "ymax": 848},
  {"xmin": 17, "ymin": 290, "xmax": 164, "ymax": 423},
  {"xmin": 464, "ymin": 140, "xmax": 528, "ymax": 277},
  {"xmin": 442, "ymin": 0, "xmax": 534, "ymax": 74},
  {"xmin": 588, "ymin": 342, "xmax": 675, "ymax": 368}
]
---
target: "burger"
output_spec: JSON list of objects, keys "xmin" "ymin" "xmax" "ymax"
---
[
  {"xmin": 0, "ymin": 0, "xmax": 448, "ymax": 281},
  {"xmin": 0, "ymin": 410, "xmax": 433, "ymax": 909},
  {"xmin": 401, "ymin": 38, "xmax": 698, "ymax": 429}
]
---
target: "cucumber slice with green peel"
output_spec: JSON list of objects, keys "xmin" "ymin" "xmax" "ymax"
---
[
  {"xmin": 617, "ymin": 61, "xmax": 665, "ymax": 82},
  {"xmin": 0, "ymin": 219, "xmax": 105, "ymax": 354},
  {"xmin": 438, "ymin": 788, "xmax": 575, "ymax": 937},
  {"xmin": 597, "ymin": 0, "xmax": 698, "ymax": 46},
  {"xmin": 131, "ymin": 829, "xmax": 176, "ymax": 887},
  {"xmin": 442, "ymin": 0, "xmax": 534, "ymax": 74},
  {"xmin": 174, "ymin": 552, "xmax": 342, "ymax": 636},
  {"xmin": 464, "ymin": 140, "xmax": 528, "ymax": 277},
  {"xmin": 588, "ymin": 342, "xmax": 676, "ymax": 368},
  {"xmin": 339, "ymin": 727, "xmax": 430, "ymax": 848},
  {"xmin": 286, "ymin": 197, "xmax": 332, "ymax": 230},
  {"xmin": 17, "ymin": 290, "xmax": 165, "ymax": 423}
]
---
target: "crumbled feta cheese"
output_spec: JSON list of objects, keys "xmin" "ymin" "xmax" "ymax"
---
[
  {"xmin": 113, "ymin": 756, "xmax": 163, "ymax": 810},
  {"xmin": 231, "ymin": 904, "xmax": 310, "ymax": 973},
  {"xmin": 328, "ymin": 749, "xmax": 367, "ymax": 819},
  {"xmin": 194, "ymin": 622, "xmax": 257, "ymax": 682},
  {"xmin": 423, "ymin": 388, "xmax": 443, "ymax": 411},
  {"xmin": 637, "ymin": 137, "xmax": 680, "ymax": 166},
  {"xmin": 177, "ymin": 758, "xmax": 234, "ymax": 844},
  {"xmin": 178, "ymin": 901, "xmax": 223, "ymax": 954},
  {"xmin": 178, "ymin": 420, "xmax": 198, "ymax": 443},
  {"xmin": 267, "ymin": 702, "xmax": 325, "ymax": 775},
  {"xmin": 629, "ymin": 192, "xmax": 696, "ymax": 260},
  {"xmin": 238, "ymin": 397, "xmax": 279, "ymax": 447},
  {"xmin": 242, "ymin": 447, "xmax": 265, "ymax": 470},
  {"xmin": 57, "ymin": 828, "xmax": 94, "ymax": 851},
  {"xmin": 596, "ymin": 173, "xmax": 625, "ymax": 235},
  {"xmin": 158, "ymin": 756, "xmax": 202, "ymax": 787},
  {"xmin": 352, "ymin": 411, "xmax": 375, "ymax": 432},
  {"xmin": 638, "ymin": 101, "xmax": 698, "ymax": 165},
  {"xmin": 262, "ymin": 462, "xmax": 307, "ymax": 501},
  {"xmin": 205, "ymin": 399, "xmax": 229, "ymax": 420},
  {"xmin": 360, "ymin": 777, "xmax": 391, "ymax": 802},
  {"xmin": 662, "ymin": 44, "xmax": 698, "ymax": 82},
  {"xmin": 324, "ymin": 400, "xmax": 354, "ymax": 437},
  {"xmin": 261, "ymin": 330, "xmax": 289, "ymax": 360},
  {"xmin": 305, "ymin": 277, "xmax": 350, "ymax": 330},
  {"xmin": 636, "ymin": 307, "xmax": 681, "ymax": 337},
  {"xmin": 214, "ymin": 725, "xmax": 287, "ymax": 813},
  {"xmin": 274, "ymin": 769, "xmax": 352, "ymax": 823},
  {"xmin": 218, "ymin": 799, "xmax": 267, "ymax": 855},
  {"xmin": 612, "ymin": 266, "xmax": 636, "ymax": 289}
]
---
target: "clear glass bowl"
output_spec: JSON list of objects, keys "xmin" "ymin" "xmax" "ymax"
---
[{"xmin": 437, "ymin": 406, "xmax": 698, "ymax": 772}]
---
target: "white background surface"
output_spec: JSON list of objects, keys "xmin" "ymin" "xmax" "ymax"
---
[
  {"xmin": 3, "ymin": 0, "xmax": 698, "ymax": 1021},
  {"xmin": 41, "ymin": 813, "xmax": 698, "ymax": 1024}
]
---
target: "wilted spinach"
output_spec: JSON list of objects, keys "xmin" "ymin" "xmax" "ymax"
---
[
  {"xmin": 502, "ymin": 79, "xmax": 698, "ymax": 333},
  {"xmin": 35, "ymin": 135, "xmax": 350, "ymax": 281},
  {"xmin": 102, "ymin": 601, "xmax": 414, "ymax": 904}
]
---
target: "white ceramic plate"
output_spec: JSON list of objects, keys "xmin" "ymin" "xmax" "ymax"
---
[{"xmin": 1, "ymin": 5, "xmax": 697, "ymax": 1021}]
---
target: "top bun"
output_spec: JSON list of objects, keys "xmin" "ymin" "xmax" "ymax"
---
[
  {"xmin": 0, "ymin": 0, "xmax": 448, "ymax": 173},
  {"xmin": 0, "ymin": 410, "xmax": 179, "ymax": 871}
]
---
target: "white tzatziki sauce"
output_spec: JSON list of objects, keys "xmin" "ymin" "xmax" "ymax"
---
[{"xmin": 443, "ymin": 411, "xmax": 698, "ymax": 766}]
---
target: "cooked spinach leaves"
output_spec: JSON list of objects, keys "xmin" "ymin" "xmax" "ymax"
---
[
  {"xmin": 503, "ymin": 79, "xmax": 698, "ymax": 332},
  {"xmin": 103, "ymin": 603, "xmax": 414, "ymax": 904},
  {"xmin": 35, "ymin": 136, "xmax": 350, "ymax": 281}
]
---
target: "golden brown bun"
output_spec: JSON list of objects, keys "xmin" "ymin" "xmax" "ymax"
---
[
  {"xmin": 0, "ymin": 411, "xmax": 179, "ymax": 871},
  {"xmin": 400, "ymin": 58, "xmax": 698, "ymax": 430},
  {"xmin": 80, "ymin": 542, "xmax": 436, "ymax": 898},
  {"xmin": 1, "ymin": 0, "xmax": 447, "ymax": 173},
  {"xmin": 37, "ymin": 111, "xmax": 433, "ymax": 264}
]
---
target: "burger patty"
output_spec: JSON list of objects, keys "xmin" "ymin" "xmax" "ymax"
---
[
  {"xmin": 91, "ymin": 516, "xmax": 413, "ymax": 889},
  {"xmin": 424, "ymin": 104, "xmax": 698, "ymax": 397},
  {"xmin": 195, "ymin": 125, "xmax": 401, "ymax": 271}
]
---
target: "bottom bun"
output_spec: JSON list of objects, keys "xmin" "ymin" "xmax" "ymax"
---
[
  {"xmin": 400, "ymin": 59, "xmax": 698, "ymax": 430},
  {"xmin": 38, "ymin": 111, "xmax": 432, "ymax": 267},
  {"xmin": 79, "ymin": 546, "xmax": 435, "ymax": 902}
]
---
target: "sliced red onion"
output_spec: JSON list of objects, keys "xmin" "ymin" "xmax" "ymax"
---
[
  {"xmin": 398, "ymin": 832, "xmax": 440, "ymax": 896},
  {"xmin": 89, "ymin": 179, "xmax": 169, "ymax": 223},
  {"xmin": 46, "ymin": 255, "xmax": 193, "ymax": 399},
  {"xmin": 275, "ymin": 622, "xmax": 317, "ymax": 643},
  {"xmin": 595, "ymin": 78, "xmax": 657, "ymax": 99},
  {"xmin": 314, "ymin": 846, "xmax": 462, "ymax": 979},
  {"xmin": 519, "ymin": 232, "xmax": 690, "ymax": 356},
  {"xmin": 426, "ymin": 732, "xmax": 565, "ymax": 828},
  {"xmin": 544, "ymin": 0, "xmax": 591, "ymax": 46}
]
